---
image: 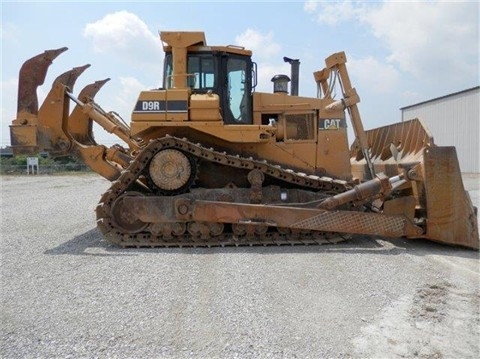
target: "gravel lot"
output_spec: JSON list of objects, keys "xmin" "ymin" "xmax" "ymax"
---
[{"xmin": 1, "ymin": 173, "xmax": 479, "ymax": 359}]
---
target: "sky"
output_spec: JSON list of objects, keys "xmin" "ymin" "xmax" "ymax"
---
[{"xmin": 1, "ymin": 0, "xmax": 479, "ymax": 148}]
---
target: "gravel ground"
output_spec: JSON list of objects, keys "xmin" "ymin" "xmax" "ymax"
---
[{"xmin": 1, "ymin": 173, "xmax": 479, "ymax": 359}]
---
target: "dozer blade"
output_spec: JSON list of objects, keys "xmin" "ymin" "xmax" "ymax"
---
[
  {"xmin": 17, "ymin": 47, "xmax": 68, "ymax": 115},
  {"xmin": 350, "ymin": 118, "xmax": 434, "ymax": 179},
  {"xmin": 351, "ymin": 118, "xmax": 479, "ymax": 249},
  {"xmin": 422, "ymin": 147, "xmax": 479, "ymax": 249},
  {"xmin": 68, "ymin": 78, "xmax": 110, "ymax": 145}
]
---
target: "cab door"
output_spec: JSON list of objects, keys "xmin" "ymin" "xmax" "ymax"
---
[{"xmin": 220, "ymin": 54, "xmax": 252, "ymax": 124}]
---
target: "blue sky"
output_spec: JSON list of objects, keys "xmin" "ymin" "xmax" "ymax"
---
[{"xmin": 1, "ymin": 1, "xmax": 479, "ymax": 147}]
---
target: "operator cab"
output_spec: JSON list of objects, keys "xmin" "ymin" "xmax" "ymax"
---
[{"xmin": 163, "ymin": 50, "xmax": 255, "ymax": 125}]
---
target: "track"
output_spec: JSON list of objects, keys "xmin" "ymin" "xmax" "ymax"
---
[{"xmin": 96, "ymin": 136, "xmax": 351, "ymax": 247}]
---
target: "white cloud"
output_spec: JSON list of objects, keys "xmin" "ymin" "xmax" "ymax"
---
[
  {"xmin": 360, "ymin": 2, "xmax": 479, "ymax": 83},
  {"xmin": 348, "ymin": 56, "xmax": 400, "ymax": 94},
  {"xmin": 0, "ymin": 22, "xmax": 20, "ymax": 43},
  {"xmin": 234, "ymin": 29, "xmax": 289, "ymax": 93},
  {"xmin": 83, "ymin": 11, "xmax": 163, "ymax": 69},
  {"xmin": 305, "ymin": 1, "xmax": 479, "ymax": 87},
  {"xmin": 255, "ymin": 63, "xmax": 291, "ymax": 93},
  {"xmin": 235, "ymin": 29, "xmax": 281, "ymax": 60},
  {"xmin": 303, "ymin": 0, "xmax": 318, "ymax": 13},
  {"xmin": 114, "ymin": 76, "xmax": 147, "ymax": 116},
  {"xmin": 306, "ymin": 1, "xmax": 363, "ymax": 26}
]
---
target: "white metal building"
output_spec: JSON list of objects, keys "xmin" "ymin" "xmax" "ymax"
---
[{"xmin": 400, "ymin": 86, "xmax": 479, "ymax": 173}]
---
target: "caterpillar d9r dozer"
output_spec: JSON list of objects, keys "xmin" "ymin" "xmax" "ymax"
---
[{"xmin": 10, "ymin": 31, "xmax": 479, "ymax": 249}]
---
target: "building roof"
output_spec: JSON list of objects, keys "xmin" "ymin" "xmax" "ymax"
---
[{"xmin": 400, "ymin": 86, "xmax": 479, "ymax": 110}]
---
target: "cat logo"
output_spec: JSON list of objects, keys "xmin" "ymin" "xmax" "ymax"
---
[{"xmin": 319, "ymin": 118, "xmax": 346, "ymax": 130}]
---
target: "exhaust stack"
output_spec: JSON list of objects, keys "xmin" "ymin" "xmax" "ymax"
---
[{"xmin": 283, "ymin": 57, "xmax": 300, "ymax": 96}]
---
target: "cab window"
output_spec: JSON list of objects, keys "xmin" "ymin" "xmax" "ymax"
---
[
  {"xmin": 187, "ymin": 55, "xmax": 215, "ymax": 90},
  {"xmin": 163, "ymin": 53, "xmax": 216, "ymax": 90}
]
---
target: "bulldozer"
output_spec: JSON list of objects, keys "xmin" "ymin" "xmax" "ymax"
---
[{"xmin": 10, "ymin": 31, "xmax": 479, "ymax": 249}]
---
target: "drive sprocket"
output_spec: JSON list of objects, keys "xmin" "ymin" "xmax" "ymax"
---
[{"xmin": 146, "ymin": 148, "xmax": 196, "ymax": 194}]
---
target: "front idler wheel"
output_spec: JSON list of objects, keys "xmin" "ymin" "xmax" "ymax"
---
[{"xmin": 111, "ymin": 192, "xmax": 148, "ymax": 233}]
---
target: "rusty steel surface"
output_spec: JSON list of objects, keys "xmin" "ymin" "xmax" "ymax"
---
[
  {"xmin": 68, "ymin": 78, "xmax": 110, "ymax": 144},
  {"xmin": 350, "ymin": 118, "xmax": 434, "ymax": 179},
  {"xmin": 423, "ymin": 147, "xmax": 479, "ymax": 249},
  {"xmin": 148, "ymin": 149, "xmax": 194, "ymax": 192},
  {"xmin": 175, "ymin": 200, "xmax": 423, "ymax": 238},
  {"xmin": 318, "ymin": 173, "xmax": 392, "ymax": 210},
  {"xmin": 53, "ymin": 64, "xmax": 90, "ymax": 90},
  {"xmin": 17, "ymin": 47, "xmax": 68, "ymax": 114}
]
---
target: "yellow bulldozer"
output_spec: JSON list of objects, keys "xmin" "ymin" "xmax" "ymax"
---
[{"xmin": 10, "ymin": 31, "xmax": 479, "ymax": 249}]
